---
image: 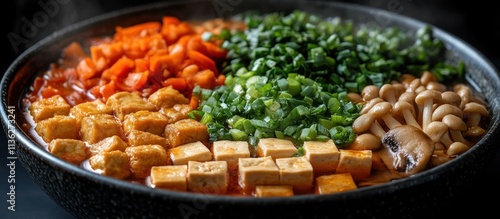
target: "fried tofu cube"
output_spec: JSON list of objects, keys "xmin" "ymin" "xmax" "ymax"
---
[
  {"xmin": 123, "ymin": 110, "xmax": 168, "ymax": 136},
  {"xmin": 303, "ymin": 139, "xmax": 340, "ymax": 175},
  {"xmin": 89, "ymin": 135, "xmax": 128, "ymax": 156},
  {"xmin": 127, "ymin": 130, "xmax": 167, "ymax": 148},
  {"xmin": 212, "ymin": 140, "xmax": 250, "ymax": 170},
  {"xmin": 106, "ymin": 91, "xmax": 155, "ymax": 120},
  {"xmin": 164, "ymin": 119, "xmax": 209, "ymax": 148},
  {"xmin": 187, "ymin": 161, "xmax": 228, "ymax": 194},
  {"xmin": 238, "ymin": 157, "xmax": 280, "ymax": 191},
  {"xmin": 148, "ymin": 86, "xmax": 189, "ymax": 110},
  {"xmin": 48, "ymin": 139, "xmax": 89, "ymax": 164},
  {"xmin": 256, "ymin": 138, "xmax": 298, "ymax": 160},
  {"xmin": 315, "ymin": 173, "xmax": 357, "ymax": 194},
  {"xmin": 275, "ymin": 157, "xmax": 314, "ymax": 193},
  {"xmin": 168, "ymin": 141, "xmax": 212, "ymax": 165},
  {"xmin": 254, "ymin": 185, "xmax": 294, "ymax": 197},
  {"xmin": 336, "ymin": 149, "xmax": 372, "ymax": 181},
  {"xmin": 159, "ymin": 104, "xmax": 192, "ymax": 124},
  {"xmin": 80, "ymin": 114, "xmax": 123, "ymax": 144},
  {"xmin": 29, "ymin": 95, "xmax": 71, "ymax": 122},
  {"xmin": 69, "ymin": 99, "xmax": 113, "ymax": 127},
  {"xmin": 150, "ymin": 165, "xmax": 188, "ymax": 191},
  {"xmin": 35, "ymin": 115, "xmax": 78, "ymax": 142},
  {"xmin": 125, "ymin": 144, "xmax": 169, "ymax": 179},
  {"xmin": 89, "ymin": 150, "xmax": 131, "ymax": 179}
]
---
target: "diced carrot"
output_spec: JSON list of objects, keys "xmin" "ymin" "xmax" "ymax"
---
[
  {"xmin": 62, "ymin": 42, "xmax": 87, "ymax": 67},
  {"xmin": 189, "ymin": 94, "xmax": 200, "ymax": 110},
  {"xmin": 162, "ymin": 16, "xmax": 180, "ymax": 25},
  {"xmin": 116, "ymin": 71, "xmax": 150, "ymax": 91},
  {"xmin": 187, "ymin": 50, "xmax": 219, "ymax": 75},
  {"xmin": 203, "ymin": 41, "xmax": 228, "ymax": 61},
  {"xmin": 177, "ymin": 64, "xmax": 200, "ymax": 79},
  {"xmin": 149, "ymin": 54, "xmax": 172, "ymax": 75},
  {"xmin": 115, "ymin": 21, "xmax": 161, "ymax": 39},
  {"xmin": 215, "ymin": 74, "xmax": 226, "ymax": 86},
  {"xmin": 188, "ymin": 69, "xmax": 216, "ymax": 90},
  {"xmin": 40, "ymin": 86, "xmax": 60, "ymax": 99},
  {"xmin": 162, "ymin": 77, "xmax": 187, "ymax": 92},
  {"xmin": 100, "ymin": 81, "xmax": 117, "ymax": 101},
  {"xmin": 107, "ymin": 56, "xmax": 135, "ymax": 80},
  {"xmin": 76, "ymin": 57, "xmax": 97, "ymax": 80},
  {"xmin": 135, "ymin": 58, "xmax": 149, "ymax": 72}
]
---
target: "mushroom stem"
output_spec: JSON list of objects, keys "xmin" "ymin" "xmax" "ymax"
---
[
  {"xmin": 440, "ymin": 132, "xmax": 454, "ymax": 148},
  {"xmin": 402, "ymin": 110, "xmax": 420, "ymax": 129},
  {"xmin": 370, "ymin": 121, "xmax": 387, "ymax": 139}
]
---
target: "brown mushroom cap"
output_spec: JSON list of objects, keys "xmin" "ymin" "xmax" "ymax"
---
[
  {"xmin": 361, "ymin": 85, "xmax": 380, "ymax": 101},
  {"xmin": 441, "ymin": 91, "xmax": 462, "ymax": 107},
  {"xmin": 352, "ymin": 113, "xmax": 376, "ymax": 133},
  {"xmin": 415, "ymin": 89, "xmax": 443, "ymax": 128},
  {"xmin": 442, "ymin": 114, "xmax": 467, "ymax": 131},
  {"xmin": 398, "ymin": 91, "xmax": 417, "ymax": 104},
  {"xmin": 348, "ymin": 133, "xmax": 381, "ymax": 150},
  {"xmin": 432, "ymin": 104, "xmax": 462, "ymax": 121},
  {"xmin": 379, "ymin": 84, "xmax": 398, "ymax": 105},
  {"xmin": 420, "ymin": 71, "xmax": 438, "ymax": 86},
  {"xmin": 393, "ymin": 100, "xmax": 420, "ymax": 129},
  {"xmin": 426, "ymin": 81, "xmax": 446, "ymax": 92},
  {"xmin": 454, "ymin": 84, "xmax": 471, "ymax": 109},
  {"xmin": 424, "ymin": 121, "xmax": 449, "ymax": 143},
  {"xmin": 369, "ymin": 101, "xmax": 402, "ymax": 129},
  {"xmin": 360, "ymin": 97, "xmax": 383, "ymax": 114},
  {"xmin": 463, "ymin": 102, "xmax": 489, "ymax": 127}
]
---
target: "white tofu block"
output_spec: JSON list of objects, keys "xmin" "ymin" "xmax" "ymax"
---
[
  {"xmin": 336, "ymin": 149, "xmax": 372, "ymax": 181},
  {"xmin": 187, "ymin": 161, "xmax": 228, "ymax": 194},
  {"xmin": 212, "ymin": 140, "xmax": 250, "ymax": 169},
  {"xmin": 254, "ymin": 185, "xmax": 294, "ymax": 197},
  {"xmin": 275, "ymin": 157, "xmax": 314, "ymax": 193},
  {"xmin": 303, "ymin": 139, "xmax": 340, "ymax": 175},
  {"xmin": 315, "ymin": 173, "xmax": 357, "ymax": 194},
  {"xmin": 168, "ymin": 141, "xmax": 212, "ymax": 165},
  {"xmin": 149, "ymin": 165, "xmax": 188, "ymax": 191},
  {"xmin": 238, "ymin": 157, "xmax": 280, "ymax": 192},
  {"xmin": 256, "ymin": 138, "xmax": 298, "ymax": 160}
]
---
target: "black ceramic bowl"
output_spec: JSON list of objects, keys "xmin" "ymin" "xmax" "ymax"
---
[{"xmin": 2, "ymin": 0, "xmax": 500, "ymax": 218}]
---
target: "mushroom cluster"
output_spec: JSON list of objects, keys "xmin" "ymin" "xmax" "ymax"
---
[{"xmin": 351, "ymin": 71, "xmax": 489, "ymax": 176}]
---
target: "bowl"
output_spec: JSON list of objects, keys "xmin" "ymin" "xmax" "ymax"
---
[{"xmin": 2, "ymin": 0, "xmax": 500, "ymax": 218}]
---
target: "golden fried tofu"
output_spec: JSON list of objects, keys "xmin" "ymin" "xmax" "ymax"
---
[
  {"xmin": 159, "ymin": 104, "xmax": 192, "ymax": 124},
  {"xmin": 256, "ymin": 138, "xmax": 298, "ymax": 160},
  {"xmin": 315, "ymin": 173, "xmax": 357, "ymax": 195},
  {"xmin": 147, "ymin": 86, "xmax": 189, "ymax": 110},
  {"xmin": 336, "ymin": 149, "xmax": 372, "ymax": 181},
  {"xmin": 48, "ymin": 138, "xmax": 89, "ymax": 164},
  {"xmin": 125, "ymin": 144, "xmax": 169, "ymax": 179},
  {"xmin": 69, "ymin": 99, "xmax": 113, "ymax": 127},
  {"xmin": 254, "ymin": 185, "xmax": 294, "ymax": 197},
  {"xmin": 29, "ymin": 95, "xmax": 71, "ymax": 122},
  {"xmin": 106, "ymin": 91, "xmax": 155, "ymax": 120},
  {"xmin": 35, "ymin": 115, "xmax": 78, "ymax": 142},
  {"xmin": 212, "ymin": 140, "xmax": 250, "ymax": 170},
  {"xmin": 88, "ymin": 135, "xmax": 128, "ymax": 156},
  {"xmin": 127, "ymin": 129, "xmax": 168, "ymax": 148},
  {"xmin": 123, "ymin": 110, "xmax": 168, "ymax": 136},
  {"xmin": 150, "ymin": 165, "xmax": 188, "ymax": 191},
  {"xmin": 187, "ymin": 161, "xmax": 228, "ymax": 194},
  {"xmin": 302, "ymin": 139, "xmax": 340, "ymax": 175},
  {"xmin": 164, "ymin": 119, "xmax": 209, "ymax": 148},
  {"xmin": 275, "ymin": 157, "xmax": 314, "ymax": 193},
  {"xmin": 89, "ymin": 150, "xmax": 131, "ymax": 179},
  {"xmin": 80, "ymin": 114, "xmax": 123, "ymax": 144},
  {"xmin": 238, "ymin": 157, "xmax": 280, "ymax": 192},
  {"xmin": 168, "ymin": 141, "xmax": 212, "ymax": 165}
]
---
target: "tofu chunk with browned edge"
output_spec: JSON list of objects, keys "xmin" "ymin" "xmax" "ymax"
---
[
  {"xmin": 164, "ymin": 119, "xmax": 209, "ymax": 148},
  {"xmin": 35, "ymin": 115, "xmax": 78, "ymax": 142},
  {"xmin": 159, "ymin": 104, "xmax": 191, "ymax": 124},
  {"xmin": 254, "ymin": 185, "xmax": 294, "ymax": 197},
  {"xmin": 187, "ymin": 161, "xmax": 228, "ymax": 194},
  {"xmin": 256, "ymin": 138, "xmax": 298, "ymax": 160},
  {"xmin": 123, "ymin": 110, "xmax": 168, "ymax": 136},
  {"xmin": 238, "ymin": 156, "xmax": 280, "ymax": 192},
  {"xmin": 150, "ymin": 165, "xmax": 188, "ymax": 191},
  {"xmin": 106, "ymin": 91, "xmax": 155, "ymax": 120},
  {"xmin": 336, "ymin": 149, "xmax": 372, "ymax": 181},
  {"xmin": 29, "ymin": 95, "xmax": 71, "ymax": 122},
  {"xmin": 127, "ymin": 129, "xmax": 167, "ymax": 148},
  {"xmin": 148, "ymin": 86, "xmax": 189, "ymax": 110},
  {"xmin": 212, "ymin": 140, "xmax": 250, "ymax": 170},
  {"xmin": 315, "ymin": 173, "xmax": 357, "ymax": 194},
  {"xmin": 80, "ymin": 114, "xmax": 123, "ymax": 144},
  {"xmin": 89, "ymin": 150, "xmax": 131, "ymax": 179},
  {"xmin": 275, "ymin": 157, "xmax": 314, "ymax": 193},
  {"xmin": 125, "ymin": 144, "xmax": 169, "ymax": 179},
  {"xmin": 48, "ymin": 139, "xmax": 89, "ymax": 165},
  {"xmin": 69, "ymin": 99, "xmax": 113, "ymax": 127},
  {"xmin": 168, "ymin": 141, "xmax": 212, "ymax": 165},
  {"xmin": 303, "ymin": 139, "xmax": 340, "ymax": 175},
  {"xmin": 89, "ymin": 135, "xmax": 128, "ymax": 156}
]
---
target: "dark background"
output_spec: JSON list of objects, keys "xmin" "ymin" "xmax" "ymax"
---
[{"xmin": 1, "ymin": 0, "xmax": 499, "ymax": 218}]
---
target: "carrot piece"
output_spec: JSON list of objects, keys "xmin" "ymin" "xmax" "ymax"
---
[
  {"xmin": 203, "ymin": 41, "xmax": 228, "ymax": 61},
  {"xmin": 40, "ymin": 86, "xmax": 60, "ymax": 99},
  {"xmin": 149, "ymin": 54, "xmax": 172, "ymax": 75},
  {"xmin": 215, "ymin": 74, "xmax": 226, "ymax": 86},
  {"xmin": 162, "ymin": 77, "xmax": 188, "ymax": 92},
  {"xmin": 116, "ymin": 71, "xmax": 150, "ymax": 91},
  {"xmin": 188, "ymin": 69, "xmax": 216, "ymax": 90},
  {"xmin": 62, "ymin": 42, "xmax": 87, "ymax": 67},
  {"xmin": 187, "ymin": 50, "xmax": 219, "ymax": 76},
  {"xmin": 177, "ymin": 64, "xmax": 199, "ymax": 79},
  {"xmin": 134, "ymin": 58, "xmax": 149, "ymax": 72},
  {"xmin": 76, "ymin": 57, "xmax": 97, "ymax": 80},
  {"xmin": 162, "ymin": 16, "xmax": 180, "ymax": 25},
  {"xmin": 189, "ymin": 94, "xmax": 200, "ymax": 110},
  {"xmin": 107, "ymin": 56, "xmax": 135, "ymax": 80},
  {"xmin": 100, "ymin": 81, "xmax": 117, "ymax": 101},
  {"xmin": 115, "ymin": 21, "xmax": 161, "ymax": 39}
]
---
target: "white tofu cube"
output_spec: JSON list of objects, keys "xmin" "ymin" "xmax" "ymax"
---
[
  {"xmin": 168, "ymin": 141, "xmax": 212, "ymax": 165},
  {"xmin": 238, "ymin": 157, "xmax": 280, "ymax": 192},
  {"xmin": 187, "ymin": 161, "xmax": 228, "ymax": 194},
  {"xmin": 256, "ymin": 138, "xmax": 298, "ymax": 160},
  {"xmin": 303, "ymin": 139, "xmax": 340, "ymax": 175},
  {"xmin": 150, "ymin": 165, "xmax": 188, "ymax": 191},
  {"xmin": 212, "ymin": 140, "xmax": 250, "ymax": 170},
  {"xmin": 315, "ymin": 173, "xmax": 357, "ymax": 194},
  {"xmin": 275, "ymin": 157, "xmax": 314, "ymax": 193},
  {"xmin": 336, "ymin": 149, "xmax": 372, "ymax": 181},
  {"xmin": 254, "ymin": 185, "xmax": 294, "ymax": 197}
]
